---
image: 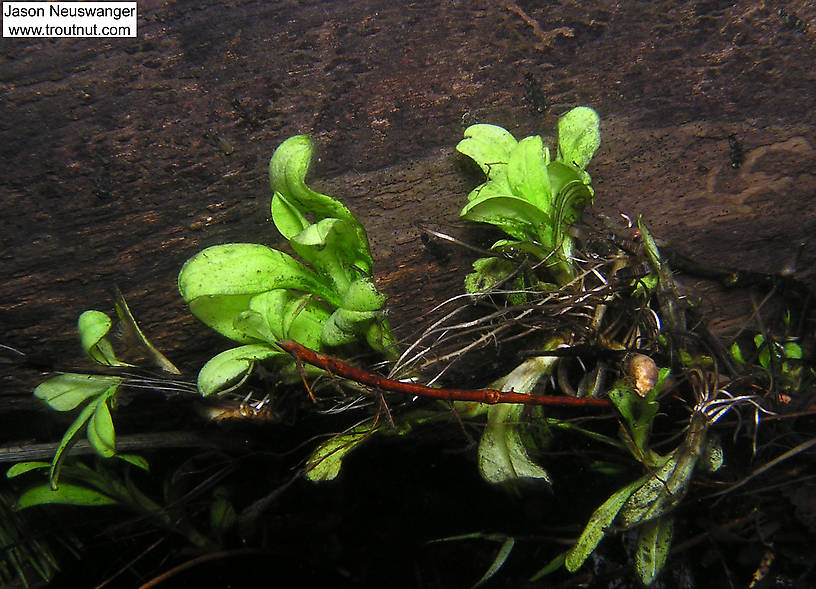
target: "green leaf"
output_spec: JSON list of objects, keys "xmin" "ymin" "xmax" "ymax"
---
[
  {"xmin": 618, "ymin": 413, "xmax": 709, "ymax": 529},
  {"xmin": 635, "ymin": 516, "xmax": 674, "ymax": 586},
  {"xmin": 464, "ymin": 257, "xmax": 522, "ymax": 295},
  {"xmin": 608, "ymin": 380, "xmax": 660, "ymax": 462},
  {"xmin": 321, "ymin": 308, "xmax": 380, "ymax": 348},
  {"xmin": 565, "ymin": 475, "xmax": 647, "ymax": 572},
  {"xmin": 269, "ymin": 135, "xmax": 368, "ymax": 247},
  {"xmin": 290, "ymin": 218, "xmax": 374, "ymax": 293},
  {"xmin": 34, "ymin": 373, "xmax": 121, "ymax": 412},
  {"xmin": 461, "ymin": 195, "xmax": 553, "ymax": 243},
  {"xmin": 49, "ymin": 395, "xmax": 103, "ymax": 489},
  {"xmin": 479, "ymin": 403, "xmax": 551, "ymax": 484},
  {"xmin": 271, "ymin": 191, "xmax": 310, "ymax": 240},
  {"xmin": 729, "ymin": 341, "xmax": 746, "ymax": 365},
  {"xmin": 473, "ymin": 536, "xmax": 515, "ymax": 589},
  {"xmin": 196, "ymin": 344, "xmax": 284, "ymax": 397},
  {"xmin": 784, "ymin": 341, "xmax": 803, "ymax": 359},
  {"xmin": 77, "ymin": 310, "xmax": 130, "ymax": 367},
  {"xmin": 117, "ymin": 454, "xmax": 150, "ymax": 471},
  {"xmin": 178, "ymin": 243, "xmax": 338, "ymax": 342},
  {"xmin": 556, "ymin": 106, "xmax": 601, "ymax": 171},
  {"xmin": 506, "ymin": 135, "xmax": 551, "ymax": 211},
  {"xmin": 6, "ymin": 462, "xmax": 51, "ymax": 478},
  {"xmin": 456, "ymin": 123, "xmax": 518, "ymax": 178},
  {"xmin": 209, "ymin": 488, "xmax": 237, "ymax": 536},
  {"xmin": 87, "ymin": 398, "xmax": 116, "ymax": 458},
  {"xmin": 340, "ymin": 276, "xmax": 387, "ymax": 312},
  {"xmin": 15, "ymin": 483, "xmax": 117, "ymax": 509},
  {"xmin": 235, "ymin": 290, "xmax": 331, "ymax": 350},
  {"xmin": 529, "ymin": 551, "xmax": 567, "ymax": 581}
]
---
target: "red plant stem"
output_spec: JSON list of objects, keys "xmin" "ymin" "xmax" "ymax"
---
[{"xmin": 277, "ymin": 340, "xmax": 612, "ymax": 409}]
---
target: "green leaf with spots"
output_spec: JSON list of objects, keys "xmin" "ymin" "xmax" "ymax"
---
[
  {"xmin": 635, "ymin": 516, "xmax": 674, "ymax": 586},
  {"xmin": 566, "ymin": 475, "xmax": 647, "ymax": 572},
  {"xmin": 456, "ymin": 123, "xmax": 517, "ymax": 179},
  {"xmin": 556, "ymin": 106, "xmax": 601, "ymax": 172}
]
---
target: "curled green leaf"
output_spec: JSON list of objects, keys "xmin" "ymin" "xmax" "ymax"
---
[
  {"xmin": 77, "ymin": 310, "xmax": 130, "ymax": 367},
  {"xmin": 461, "ymin": 195, "xmax": 553, "ymax": 243},
  {"xmin": 87, "ymin": 398, "xmax": 116, "ymax": 458},
  {"xmin": 290, "ymin": 218, "xmax": 374, "ymax": 292},
  {"xmin": 6, "ymin": 462, "xmax": 51, "ymax": 479},
  {"xmin": 269, "ymin": 135, "xmax": 368, "ymax": 248}
]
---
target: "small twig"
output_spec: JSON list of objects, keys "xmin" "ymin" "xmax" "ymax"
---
[{"xmin": 277, "ymin": 340, "xmax": 611, "ymax": 409}]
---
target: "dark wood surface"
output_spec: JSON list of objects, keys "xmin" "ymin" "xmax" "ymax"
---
[{"xmin": 3, "ymin": 0, "xmax": 816, "ymax": 398}]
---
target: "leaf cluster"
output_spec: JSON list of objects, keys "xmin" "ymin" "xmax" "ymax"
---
[
  {"xmin": 178, "ymin": 135, "xmax": 396, "ymax": 396},
  {"xmin": 457, "ymin": 107, "xmax": 600, "ymax": 288}
]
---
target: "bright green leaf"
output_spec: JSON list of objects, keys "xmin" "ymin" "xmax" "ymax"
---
[
  {"xmin": 506, "ymin": 135, "xmax": 551, "ymax": 211},
  {"xmin": 290, "ymin": 218, "xmax": 373, "ymax": 292},
  {"xmin": 77, "ymin": 310, "xmax": 128, "ymax": 366},
  {"xmin": 34, "ymin": 373, "xmax": 121, "ymax": 412},
  {"xmin": 784, "ymin": 342, "xmax": 803, "ymax": 359},
  {"xmin": 271, "ymin": 191, "xmax": 310, "ymax": 240},
  {"xmin": 178, "ymin": 243, "xmax": 338, "ymax": 341},
  {"xmin": 464, "ymin": 257, "xmax": 522, "ymax": 295},
  {"xmin": 197, "ymin": 344, "xmax": 284, "ymax": 397},
  {"xmin": 341, "ymin": 277, "xmax": 387, "ymax": 312},
  {"xmin": 49, "ymin": 396, "xmax": 102, "ymax": 489},
  {"xmin": 556, "ymin": 106, "xmax": 601, "ymax": 171},
  {"xmin": 321, "ymin": 308, "xmax": 380, "ymax": 348},
  {"xmin": 269, "ymin": 135, "xmax": 368, "ymax": 247},
  {"xmin": 87, "ymin": 398, "xmax": 116, "ymax": 458},
  {"xmin": 461, "ymin": 195, "xmax": 553, "ymax": 243},
  {"xmin": 456, "ymin": 124, "xmax": 517, "ymax": 178},
  {"xmin": 635, "ymin": 516, "xmax": 674, "ymax": 586},
  {"xmin": 15, "ymin": 483, "xmax": 117, "ymax": 509}
]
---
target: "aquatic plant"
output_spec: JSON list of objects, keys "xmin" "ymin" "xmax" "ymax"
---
[{"xmin": 6, "ymin": 109, "xmax": 813, "ymax": 588}]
